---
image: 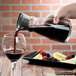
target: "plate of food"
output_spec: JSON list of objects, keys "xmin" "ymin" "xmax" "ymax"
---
[{"xmin": 23, "ymin": 50, "xmax": 76, "ymax": 69}]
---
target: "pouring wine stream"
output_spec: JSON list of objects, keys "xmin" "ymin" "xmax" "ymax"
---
[{"xmin": 14, "ymin": 29, "xmax": 19, "ymax": 53}]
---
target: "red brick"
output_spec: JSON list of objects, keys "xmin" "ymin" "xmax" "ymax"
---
[
  {"xmin": 42, "ymin": 38, "xmax": 59, "ymax": 43},
  {"xmin": 0, "ymin": 6, "xmax": 10, "ymax": 11},
  {"xmin": 42, "ymin": 12, "xmax": 50, "ymax": 17},
  {"xmin": 12, "ymin": 18, "xmax": 17, "ymax": 24},
  {"xmin": 0, "ymin": 39, "xmax": 2, "ymax": 43},
  {"xmin": 3, "ymin": 25, "xmax": 16, "ymax": 31},
  {"xmin": 62, "ymin": 0, "xmax": 76, "ymax": 3},
  {"xmin": 26, "ymin": 38, "xmax": 40, "ymax": 43},
  {"xmin": 0, "ymin": 12, "xmax": 2, "ymax": 17},
  {"xmin": 72, "ymin": 31, "xmax": 76, "ymax": 37},
  {"xmin": 0, "ymin": 26, "xmax": 1, "ymax": 30},
  {"xmin": 42, "ymin": 0, "xmax": 60, "ymax": 3},
  {"xmin": 68, "ymin": 38, "xmax": 76, "ymax": 43},
  {"xmin": 24, "ymin": 12, "xmax": 40, "ymax": 17},
  {"xmin": 21, "ymin": 32, "xmax": 31, "ymax": 37},
  {"xmin": 26, "ymin": 45, "xmax": 31, "ymax": 50},
  {"xmin": 52, "ymin": 45, "xmax": 70, "ymax": 50},
  {"xmin": 22, "ymin": 0, "xmax": 40, "ymax": 4},
  {"xmin": 2, "ymin": 12, "xmax": 19, "ymax": 17},
  {"xmin": 72, "ymin": 45, "xmax": 76, "ymax": 50},
  {"xmin": 62, "ymin": 52, "xmax": 76, "ymax": 54},
  {"xmin": 72, "ymin": 19, "xmax": 76, "ymax": 24},
  {"xmin": 72, "ymin": 25, "xmax": 76, "ymax": 30},
  {"xmin": 32, "ymin": 32, "xmax": 42, "ymax": 37},
  {"xmin": 2, "ymin": 0, "xmax": 20, "ymax": 4},
  {"xmin": 52, "ymin": 5, "xmax": 62, "ymax": 10},
  {"xmin": 12, "ymin": 6, "xmax": 30, "ymax": 11},
  {"xmin": 0, "ymin": 18, "xmax": 10, "ymax": 24},
  {"xmin": 0, "ymin": 45, "xmax": 2, "ymax": 51},
  {"xmin": 33, "ymin": 45, "xmax": 50, "ymax": 50},
  {"xmin": 32, "ymin": 5, "xmax": 50, "ymax": 11}
]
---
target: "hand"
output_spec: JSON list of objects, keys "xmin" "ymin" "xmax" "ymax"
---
[{"xmin": 45, "ymin": 7, "xmax": 70, "ymax": 24}]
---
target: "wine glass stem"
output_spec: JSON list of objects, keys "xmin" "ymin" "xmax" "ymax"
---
[{"xmin": 11, "ymin": 61, "xmax": 16, "ymax": 76}]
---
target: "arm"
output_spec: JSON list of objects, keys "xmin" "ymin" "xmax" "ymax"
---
[
  {"xmin": 46, "ymin": 3, "xmax": 76, "ymax": 24},
  {"xmin": 59, "ymin": 3, "xmax": 76, "ymax": 19}
]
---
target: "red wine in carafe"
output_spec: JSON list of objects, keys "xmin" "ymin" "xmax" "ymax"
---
[{"xmin": 29, "ymin": 25, "xmax": 70, "ymax": 42}]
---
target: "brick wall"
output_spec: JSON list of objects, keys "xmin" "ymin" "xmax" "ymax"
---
[{"xmin": 0, "ymin": 0, "xmax": 76, "ymax": 52}]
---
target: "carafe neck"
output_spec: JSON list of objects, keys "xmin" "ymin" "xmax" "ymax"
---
[{"xmin": 17, "ymin": 13, "xmax": 44, "ymax": 30}]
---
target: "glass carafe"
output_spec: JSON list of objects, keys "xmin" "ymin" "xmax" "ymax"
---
[{"xmin": 17, "ymin": 13, "xmax": 72, "ymax": 43}]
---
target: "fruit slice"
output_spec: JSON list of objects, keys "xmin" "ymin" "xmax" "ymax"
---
[
  {"xmin": 53, "ymin": 52, "xmax": 66, "ymax": 61},
  {"xmin": 66, "ymin": 54, "xmax": 72, "ymax": 59},
  {"xmin": 42, "ymin": 56, "xmax": 47, "ymax": 60},
  {"xmin": 33, "ymin": 53, "xmax": 42, "ymax": 59},
  {"xmin": 61, "ymin": 56, "xmax": 76, "ymax": 64},
  {"xmin": 40, "ymin": 51, "xmax": 46, "ymax": 56},
  {"xmin": 50, "ymin": 56, "xmax": 54, "ymax": 60},
  {"xmin": 37, "ymin": 49, "xmax": 43, "ymax": 53}
]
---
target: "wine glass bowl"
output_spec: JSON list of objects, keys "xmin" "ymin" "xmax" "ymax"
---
[
  {"xmin": 2, "ymin": 32, "xmax": 26, "ymax": 76},
  {"xmin": 3, "ymin": 33, "xmax": 26, "ymax": 51}
]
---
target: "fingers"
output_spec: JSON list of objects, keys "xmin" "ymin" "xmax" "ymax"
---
[
  {"xmin": 53, "ymin": 14, "xmax": 70, "ymax": 24},
  {"xmin": 53, "ymin": 9, "xmax": 70, "ymax": 24},
  {"xmin": 45, "ymin": 12, "xmax": 60, "ymax": 24}
]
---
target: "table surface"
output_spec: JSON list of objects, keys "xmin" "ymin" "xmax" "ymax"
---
[{"xmin": 0, "ymin": 51, "xmax": 76, "ymax": 76}]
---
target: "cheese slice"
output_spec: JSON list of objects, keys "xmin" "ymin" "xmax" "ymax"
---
[
  {"xmin": 53, "ymin": 52, "xmax": 66, "ymax": 61},
  {"xmin": 33, "ymin": 54, "xmax": 42, "ymax": 59}
]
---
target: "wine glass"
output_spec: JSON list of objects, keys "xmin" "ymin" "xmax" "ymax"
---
[{"xmin": 2, "ymin": 33, "xmax": 26, "ymax": 76}]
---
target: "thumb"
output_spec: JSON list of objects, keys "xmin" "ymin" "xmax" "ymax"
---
[
  {"xmin": 53, "ymin": 9, "xmax": 61, "ymax": 24},
  {"xmin": 53, "ymin": 16, "xmax": 60, "ymax": 24}
]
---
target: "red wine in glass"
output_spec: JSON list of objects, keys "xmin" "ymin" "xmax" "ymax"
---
[{"xmin": 5, "ymin": 49, "xmax": 23, "ymax": 62}]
